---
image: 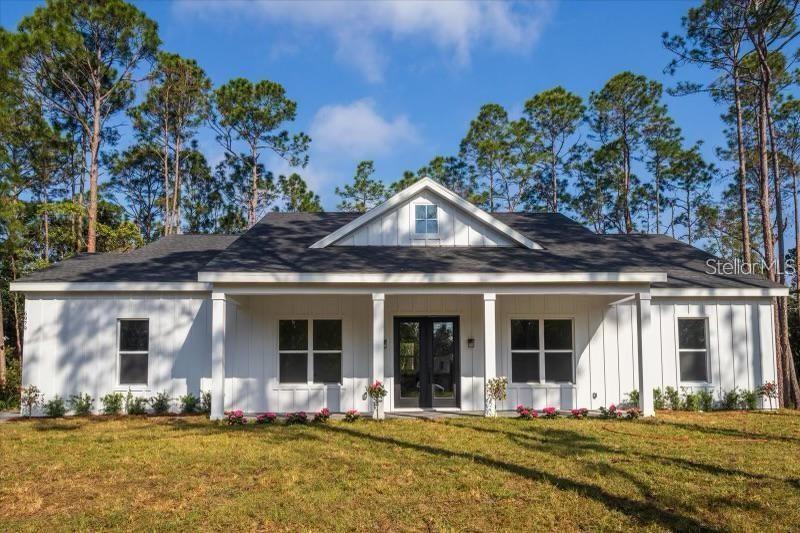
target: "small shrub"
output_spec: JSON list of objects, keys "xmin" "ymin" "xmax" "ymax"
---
[
  {"xmin": 515, "ymin": 404, "xmax": 537, "ymax": 419},
  {"xmin": 541, "ymin": 406, "xmax": 559, "ymax": 419},
  {"xmin": 180, "ymin": 393, "xmax": 200, "ymax": 414},
  {"xmin": 599, "ymin": 404, "xmax": 623, "ymax": 419},
  {"xmin": 256, "ymin": 412, "xmax": 277, "ymax": 424},
  {"xmin": 570, "ymin": 408, "xmax": 589, "ymax": 419},
  {"xmin": 20, "ymin": 385, "xmax": 44, "ymax": 417},
  {"xmin": 664, "ymin": 386, "xmax": 681, "ymax": 410},
  {"xmin": 0, "ymin": 356, "xmax": 21, "ymax": 410},
  {"xmin": 697, "ymin": 389, "xmax": 714, "ymax": 411},
  {"xmin": 125, "ymin": 390, "xmax": 148, "ymax": 415},
  {"xmin": 652, "ymin": 388, "xmax": 665, "ymax": 410},
  {"xmin": 625, "ymin": 407, "xmax": 642, "ymax": 419},
  {"xmin": 200, "ymin": 390, "xmax": 212, "ymax": 414},
  {"xmin": 344, "ymin": 409, "xmax": 360, "ymax": 422},
  {"xmin": 681, "ymin": 388, "xmax": 700, "ymax": 411},
  {"xmin": 69, "ymin": 393, "xmax": 94, "ymax": 415},
  {"xmin": 101, "ymin": 392, "xmax": 124, "ymax": 415},
  {"xmin": 224, "ymin": 410, "xmax": 247, "ymax": 425},
  {"xmin": 624, "ymin": 389, "xmax": 640, "ymax": 408},
  {"xmin": 758, "ymin": 381, "xmax": 778, "ymax": 409},
  {"xmin": 314, "ymin": 408, "xmax": 331, "ymax": 423},
  {"xmin": 722, "ymin": 388, "xmax": 741, "ymax": 410},
  {"xmin": 740, "ymin": 389, "xmax": 758, "ymax": 410},
  {"xmin": 286, "ymin": 411, "xmax": 308, "ymax": 424},
  {"xmin": 44, "ymin": 395, "xmax": 66, "ymax": 417},
  {"xmin": 149, "ymin": 391, "xmax": 172, "ymax": 415}
]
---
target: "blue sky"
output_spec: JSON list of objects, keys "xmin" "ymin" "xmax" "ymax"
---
[{"xmin": 1, "ymin": 0, "xmax": 720, "ymax": 211}]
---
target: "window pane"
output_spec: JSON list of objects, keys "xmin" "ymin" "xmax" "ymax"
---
[
  {"xmin": 426, "ymin": 205, "xmax": 437, "ymax": 219},
  {"xmin": 313, "ymin": 320, "xmax": 342, "ymax": 350},
  {"xmin": 120, "ymin": 320, "xmax": 148, "ymax": 351},
  {"xmin": 415, "ymin": 219, "xmax": 427, "ymax": 234},
  {"xmin": 415, "ymin": 205, "xmax": 426, "ymax": 219},
  {"xmin": 313, "ymin": 353, "xmax": 341, "ymax": 383},
  {"xmin": 512, "ymin": 353, "xmax": 539, "ymax": 382},
  {"xmin": 544, "ymin": 352, "xmax": 573, "ymax": 383},
  {"xmin": 544, "ymin": 320, "xmax": 572, "ymax": 350},
  {"xmin": 511, "ymin": 320, "xmax": 538, "ymax": 350},
  {"xmin": 279, "ymin": 353, "xmax": 307, "ymax": 383},
  {"xmin": 120, "ymin": 353, "xmax": 148, "ymax": 385},
  {"xmin": 426, "ymin": 219, "xmax": 438, "ymax": 234},
  {"xmin": 678, "ymin": 319, "xmax": 706, "ymax": 350},
  {"xmin": 680, "ymin": 351, "xmax": 708, "ymax": 382},
  {"xmin": 279, "ymin": 320, "xmax": 307, "ymax": 351}
]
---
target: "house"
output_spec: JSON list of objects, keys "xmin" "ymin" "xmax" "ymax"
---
[{"xmin": 11, "ymin": 178, "xmax": 787, "ymax": 418}]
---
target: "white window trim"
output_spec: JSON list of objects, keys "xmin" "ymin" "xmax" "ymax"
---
[
  {"xmin": 411, "ymin": 200, "xmax": 439, "ymax": 239},
  {"xmin": 117, "ymin": 318, "xmax": 150, "ymax": 390},
  {"xmin": 508, "ymin": 316, "xmax": 575, "ymax": 385},
  {"xmin": 676, "ymin": 316, "xmax": 711, "ymax": 385},
  {"xmin": 277, "ymin": 317, "xmax": 344, "ymax": 386}
]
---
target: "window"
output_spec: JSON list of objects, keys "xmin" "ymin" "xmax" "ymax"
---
[
  {"xmin": 118, "ymin": 319, "xmax": 148, "ymax": 386},
  {"xmin": 279, "ymin": 319, "xmax": 342, "ymax": 384},
  {"xmin": 678, "ymin": 318, "xmax": 708, "ymax": 382},
  {"xmin": 511, "ymin": 319, "xmax": 574, "ymax": 384},
  {"xmin": 414, "ymin": 204, "xmax": 438, "ymax": 235}
]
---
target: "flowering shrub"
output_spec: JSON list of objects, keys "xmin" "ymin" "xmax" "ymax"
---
[
  {"xmin": 363, "ymin": 381, "xmax": 388, "ymax": 419},
  {"xmin": 286, "ymin": 411, "xmax": 308, "ymax": 424},
  {"xmin": 599, "ymin": 404, "xmax": 623, "ymax": 419},
  {"xmin": 541, "ymin": 406, "xmax": 559, "ymax": 419},
  {"xmin": 224, "ymin": 410, "xmax": 247, "ymax": 425},
  {"xmin": 759, "ymin": 381, "xmax": 778, "ymax": 409},
  {"xmin": 485, "ymin": 376, "xmax": 508, "ymax": 416},
  {"xmin": 625, "ymin": 407, "xmax": 642, "ymax": 419},
  {"xmin": 20, "ymin": 385, "xmax": 43, "ymax": 417},
  {"xmin": 516, "ymin": 404, "xmax": 537, "ymax": 419},
  {"xmin": 314, "ymin": 408, "xmax": 331, "ymax": 423},
  {"xmin": 570, "ymin": 408, "xmax": 589, "ymax": 419},
  {"xmin": 344, "ymin": 409, "xmax": 360, "ymax": 422},
  {"xmin": 256, "ymin": 412, "xmax": 277, "ymax": 424}
]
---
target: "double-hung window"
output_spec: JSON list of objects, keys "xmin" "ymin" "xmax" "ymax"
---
[
  {"xmin": 511, "ymin": 319, "xmax": 574, "ymax": 384},
  {"xmin": 677, "ymin": 318, "xmax": 708, "ymax": 382},
  {"xmin": 279, "ymin": 319, "xmax": 342, "ymax": 384},
  {"xmin": 118, "ymin": 319, "xmax": 149, "ymax": 386},
  {"xmin": 414, "ymin": 204, "xmax": 438, "ymax": 235}
]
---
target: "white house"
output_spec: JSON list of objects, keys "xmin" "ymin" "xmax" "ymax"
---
[{"xmin": 11, "ymin": 178, "xmax": 787, "ymax": 418}]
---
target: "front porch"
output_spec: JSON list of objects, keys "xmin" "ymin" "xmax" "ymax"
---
[{"xmin": 208, "ymin": 284, "xmax": 658, "ymax": 419}]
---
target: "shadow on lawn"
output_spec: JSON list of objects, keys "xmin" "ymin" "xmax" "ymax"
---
[
  {"xmin": 318, "ymin": 423, "xmax": 713, "ymax": 531},
  {"xmin": 654, "ymin": 419, "xmax": 800, "ymax": 444}
]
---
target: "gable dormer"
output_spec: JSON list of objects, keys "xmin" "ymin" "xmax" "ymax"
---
[{"xmin": 311, "ymin": 178, "xmax": 540, "ymax": 249}]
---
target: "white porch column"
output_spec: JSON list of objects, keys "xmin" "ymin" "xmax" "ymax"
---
[
  {"xmin": 371, "ymin": 293, "xmax": 385, "ymax": 420},
  {"xmin": 210, "ymin": 291, "xmax": 227, "ymax": 420},
  {"xmin": 484, "ymin": 293, "xmax": 497, "ymax": 416},
  {"xmin": 636, "ymin": 292, "xmax": 656, "ymax": 417}
]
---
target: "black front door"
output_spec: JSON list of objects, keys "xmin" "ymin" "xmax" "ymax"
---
[{"xmin": 394, "ymin": 317, "xmax": 459, "ymax": 408}]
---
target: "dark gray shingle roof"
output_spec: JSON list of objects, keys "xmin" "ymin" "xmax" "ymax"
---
[{"xmin": 15, "ymin": 212, "xmax": 781, "ymax": 289}]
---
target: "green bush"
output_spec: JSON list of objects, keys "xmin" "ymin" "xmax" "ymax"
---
[
  {"xmin": 740, "ymin": 389, "xmax": 758, "ymax": 410},
  {"xmin": 69, "ymin": 393, "xmax": 94, "ymax": 415},
  {"xmin": 653, "ymin": 388, "xmax": 665, "ymax": 410},
  {"xmin": 20, "ymin": 385, "xmax": 43, "ymax": 417},
  {"xmin": 180, "ymin": 393, "xmax": 200, "ymax": 414},
  {"xmin": 44, "ymin": 395, "xmax": 66, "ymax": 417},
  {"xmin": 697, "ymin": 389, "xmax": 714, "ymax": 411},
  {"xmin": 681, "ymin": 388, "xmax": 700, "ymax": 411},
  {"xmin": 722, "ymin": 388, "xmax": 741, "ymax": 410},
  {"xmin": 200, "ymin": 390, "xmax": 212, "ymax": 414},
  {"xmin": 125, "ymin": 390, "xmax": 148, "ymax": 415},
  {"xmin": 664, "ymin": 386, "xmax": 681, "ymax": 410},
  {"xmin": 0, "ymin": 355, "xmax": 21, "ymax": 409},
  {"xmin": 625, "ymin": 389, "xmax": 639, "ymax": 408},
  {"xmin": 149, "ymin": 391, "xmax": 172, "ymax": 414},
  {"xmin": 101, "ymin": 392, "xmax": 124, "ymax": 415}
]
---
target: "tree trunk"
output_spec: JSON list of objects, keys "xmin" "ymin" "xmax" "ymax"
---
[
  {"xmin": 793, "ymin": 169, "xmax": 799, "ymax": 326},
  {"xmin": 87, "ymin": 98, "xmax": 102, "ymax": 254},
  {"xmin": 623, "ymin": 141, "xmax": 633, "ymax": 234},
  {"xmin": 10, "ymin": 256, "xmax": 22, "ymax": 361},
  {"xmin": 733, "ymin": 75, "xmax": 752, "ymax": 263},
  {"xmin": 163, "ymin": 119, "xmax": 171, "ymax": 236},
  {"xmin": 172, "ymin": 133, "xmax": 182, "ymax": 235},
  {"xmin": 0, "ymin": 286, "xmax": 5, "ymax": 387},
  {"xmin": 249, "ymin": 146, "xmax": 259, "ymax": 227},
  {"xmin": 551, "ymin": 145, "xmax": 558, "ymax": 212}
]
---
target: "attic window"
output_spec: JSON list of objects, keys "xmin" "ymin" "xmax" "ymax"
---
[{"xmin": 414, "ymin": 204, "xmax": 438, "ymax": 235}]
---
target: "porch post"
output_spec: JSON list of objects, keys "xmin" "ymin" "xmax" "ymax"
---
[
  {"xmin": 636, "ymin": 292, "xmax": 656, "ymax": 417},
  {"xmin": 210, "ymin": 291, "xmax": 227, "ymax": 420},
  {"xmin": 484, "ymin": 293, "xmax": 497, "ymax": 416},
  {"xmin": 371, "ymin": 293, "xmax": 385, "ymax": 420}
]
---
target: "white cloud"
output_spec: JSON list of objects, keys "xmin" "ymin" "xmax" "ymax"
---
[
  {"xmin": 174, "ymin": 0, "xmax": 555, "ymax": 82},
  {"xmin": 309, "ymin": 98, "xmax": 418, "ymax": 159}
]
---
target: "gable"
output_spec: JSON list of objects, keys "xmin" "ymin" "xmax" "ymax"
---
[{"xmin": 312, "ymin": 177, "xmax": 540, "ymax": 249}]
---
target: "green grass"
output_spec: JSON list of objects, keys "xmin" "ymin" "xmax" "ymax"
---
[{"xmin": 1, "ymin": 411, "xmax": 799, "ymax": 531}]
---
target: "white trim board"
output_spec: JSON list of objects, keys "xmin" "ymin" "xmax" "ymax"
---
[
  {"xmin": 309, "ymin": 177, "xmax": 541, "ymax": 250},
  {"xmin": 198, "ymin": 272, "xmax": 668, "ymax": 284},
  {"xmin": 651, "ymin": 287, "xmax": 788, "ymax": 297},
  {"xmin": 10, "ymin": 281, "xmax": 213, "ymax": 293}
]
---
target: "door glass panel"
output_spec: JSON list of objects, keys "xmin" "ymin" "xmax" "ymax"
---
[
  {"xmin": 398, "ymin": 321, "xmax": 421, "ymax": 398},
  {"xmin": 431, "ymin": 321, "xmax": 455, "ymax": 399}
]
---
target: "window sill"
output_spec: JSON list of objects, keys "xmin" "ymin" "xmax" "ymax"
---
[
  {"xmin": 509, "ymin": 383, "xmax": 576, "ymax": 388},
  {"xmin": 114, "ymin": 386, "xmax": 150, "ymax": 392},
  {"xmin": 273, "ymin": 384, "xmax": 342, "ymax": 390}
]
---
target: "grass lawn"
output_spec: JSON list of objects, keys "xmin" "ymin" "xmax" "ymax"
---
[{"xmin": 1, "ymin": 411, "xmax": 799, "ymax": 531}]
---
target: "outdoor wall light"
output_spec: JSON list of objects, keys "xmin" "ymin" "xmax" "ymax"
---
[{"xmin": 467, "ymin": 338, "xmax": 475, "ymax": 348}]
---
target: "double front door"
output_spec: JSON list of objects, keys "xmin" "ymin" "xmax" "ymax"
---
[{"xmin": 394, "ymin": 317, "xmax": 459, "ymax": 408}]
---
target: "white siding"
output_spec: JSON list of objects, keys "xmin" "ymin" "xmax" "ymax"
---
[
  {"xmin": 334, "ymin": 190, "xmax": 514, "ymax": 247},
  {"xmin": 21, "ymin": 293, "xmax": 778, "ymax": 415}
]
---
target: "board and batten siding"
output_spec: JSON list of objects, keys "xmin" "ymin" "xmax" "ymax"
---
[
  {"xmin": 333, "ymin": 190, "xmax": 514, "ymax": 247},
  {"xmin": 20, "ymin": 293, "xmax": 777, "ymax": 414}
]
